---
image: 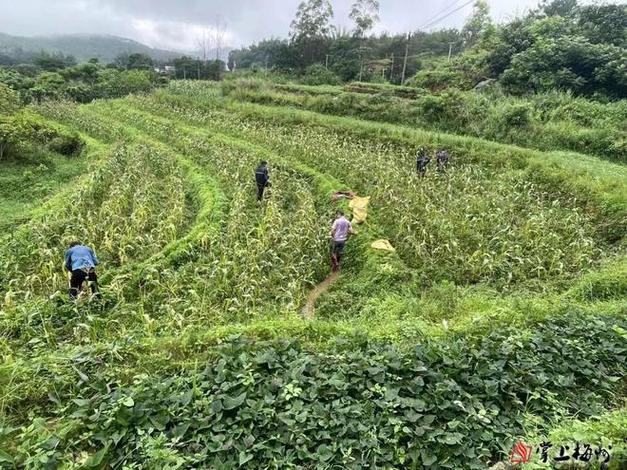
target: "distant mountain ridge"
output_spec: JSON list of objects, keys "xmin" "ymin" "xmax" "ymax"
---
[{"xmin": 0, "ymin": 32, "xmax": 185, "ymax": 63}]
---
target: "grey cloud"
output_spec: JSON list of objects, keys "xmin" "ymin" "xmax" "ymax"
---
[{"xmin": 1, "ymin": 0, "xmax": 555, "ymax": 50}]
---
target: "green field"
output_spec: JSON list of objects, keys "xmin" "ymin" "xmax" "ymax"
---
[{"xmin": 1, "ymin": 81, "xmax": 626, "ymax": 468}]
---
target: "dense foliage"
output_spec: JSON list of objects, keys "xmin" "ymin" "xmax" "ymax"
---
[
  {"xmin": 416, "ymin": 2, "xmax": 627, "ymax": 98},
  {"xmin": 228, "ymin": 28, "xmax": 461, "ymax": 84},
  {"xmin": 0, "ymin": 63, "xmax": 157, "ymax": 104},
  {"xmin": 7, "ymin": 314, "xmax": 626, "ymax": 468}
]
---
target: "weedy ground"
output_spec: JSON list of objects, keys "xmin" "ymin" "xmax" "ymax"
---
[{"xmin": 0, "ymin": 81, "xmax": 625, "ymax": 469}]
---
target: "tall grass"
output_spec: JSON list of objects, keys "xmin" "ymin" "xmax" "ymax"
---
[{"xmin": 221, "ymin": 79, "xmax": 627, "ymax": 162}]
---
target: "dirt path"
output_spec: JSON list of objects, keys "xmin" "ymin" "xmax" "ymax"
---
[{"xmin": 301, "ymin": 271, "xmax": 340, "ymax": 318}]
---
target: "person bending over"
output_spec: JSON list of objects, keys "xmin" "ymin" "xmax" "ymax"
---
[{"xmin": 64, "ymin": 241, "xmax": 100, "ymax": 300}]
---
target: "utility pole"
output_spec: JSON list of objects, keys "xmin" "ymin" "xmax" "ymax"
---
[
  {"xmin": 390, "ymin": 53, "xmax": 395, "ymax": 83},
  {"xmin": 401, "ymin": 32, "xmax": 410, "ymax": 85},
  {"xmin": 448, "ymin": 42, "xmax": 454, "ymax": 61}
]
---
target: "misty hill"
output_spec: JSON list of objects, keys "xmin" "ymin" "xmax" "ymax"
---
[{"xmin": 0, "ymin": 32, "xmax": 183, "ymax": 63}]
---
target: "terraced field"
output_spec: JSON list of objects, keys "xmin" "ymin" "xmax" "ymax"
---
[{"xmin": 1, "ymin": 81, "xmax": 625, "ymax": 468}]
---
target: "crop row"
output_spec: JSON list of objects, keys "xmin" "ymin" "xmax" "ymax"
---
[
  {"xmin": 127, "ymin": 90, "xmax": 607, "ymax": 289},
  {"xmin": 0, "ymin": 141, "xmax": 187, "ymax": 303},
  {"xmin": 29, "ymin": 101, "xmax": 333, "ymax": 330}
]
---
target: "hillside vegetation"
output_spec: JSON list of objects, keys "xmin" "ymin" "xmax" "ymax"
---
[
  {"xmin": 220, "ymin": 79, "xmax": 627, "ymax": 162},
  {"xmin": 0, "ymin": 33, "xmax": 181, "ymax": 64},
  {"xmin": 0, "ymin": 80, "xmax": 625, "ymax": 468}
]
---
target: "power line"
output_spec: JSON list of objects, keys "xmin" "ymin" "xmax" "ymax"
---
[
  {"xmin": 420, "ymin": 0, "xmax": 475, "ymax": 31},
  {"xmin": 417, "ymin": 0, "xmax": 467, "ymax": 30}
]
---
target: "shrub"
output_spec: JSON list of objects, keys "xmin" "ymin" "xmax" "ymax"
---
[
  {"xmin": 500, "ymin": 103, "xmax": 532, "ymax": 128},
  {"xmin": 417, "ymin": 90, "xmax": 469, "ymax": 129},
  {"xmin": 97, "ymin": 69, "xmax": 154, "ymax": 98},
  {"xmin": 0, "ymin": 113, "xmax": 85, "ymax": 161},
  {"xmin": 301, "ymin": 64, "xmax": 341, "ymax": 86},
  {"xmin": 48, "ymin": 132, "xmax": 84, "ymax": 156},
  {"xmin": 0, "ymin": 113, "xmax": 47, "ymax": 161},
  {"xmin": 0, "ymin": 116, "xmax": 21, "ymax": 161}
]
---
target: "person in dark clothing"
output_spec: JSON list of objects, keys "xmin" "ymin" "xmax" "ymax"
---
[
  {"xmin": 64, "ymin": 241, "xmax": 100, "ymax": 299},
  {"xmin": 255, "ymin": 161, "xmax": 270, "ymax": 201},
  {"xmin": 436, "ymin": 150, "xmax": 451, "ymax": 172},
  {"xmin": 416, "ymin": 148, "xmax": 431, "ymax": 177}
]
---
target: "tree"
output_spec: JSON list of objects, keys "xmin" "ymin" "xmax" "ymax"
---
[
  {"xmin": 196, "ymin": 28, "xmax": 213, "ymax": 62},
  {"xmin": 0, "ymin": 83, "xmax": 20, "ymax": 116},
  {"xmin": 539, "ymin": 0, "xmax": 578, "ymax": 18},
  {"xmin": 290, "ymin": 0, "xmax": 334, "ymax": 42},
  {"xmin": 62, "ymin": 63, "xmax": 100, "ymax": 85},
  {"xmin": 113, "ymin": 52, "xmax": 130, "ymax": 69},
  {"xmin": 350, "ymin": 0, "xmax": 380, "ymax": 37},
  {"xmin": 290, "ymin": 0, "xmax": 334, "ymax": 66},
  {"xmin": 127, "ymin": 53, "xmax": 154, "ymax": 70},
  {"xmin": 34, "ymin": 51, "xmax": 76, "ymax": 71},
  {"xmin": 171, "ymin": 56, "xmax": 226, "ymax": 80},
  {"xmin": 113, "ymin": 52, "xmax": 153, "ymax": 70},
  {"xmin": 214, "ymin": 19, "xmax": 228, "ymax": 61},
  {"xmin": 485, "ymin": 18, "xmax": 535, "ymax": 77},
  {"xmin": 462, "ymin": 0, "xmax": 492, "ymax": 48},
  {"xmin": 578, "ymin": 4, "xmax": 627, "ymax": 46},
  {"xmin": 33, "ymin": 72, "xmax": 66, "ymax": 101},
  {"xmin": 500, "ymin": 31, "xmax": 626, "ymax": 97},
  {"xmin": 0, "ymin": 68, "xmax": 35, "ymax": 93},
  {"xmin": 13, "ymin": 64, "xmax": 40, "ymax": 78},
  {"xmin": 206, "ymin": 60, "xmax": 227, "ymax": 80},
  {"xmin": 228, "ymin": 39, "xmax": 295, "ymax": 71},
  {"xmin": 0, "ymin": 118, "xmax": 20, "ymax": 161}
]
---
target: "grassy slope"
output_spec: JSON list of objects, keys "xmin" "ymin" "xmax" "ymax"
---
[
  {"xmin": 0, "ymin": 147, "xmax": 88, "ymax": 230},
  {"xmin": 221, "ymin": 79, "xmax": 627, "ymax": 163},
  {"xmin": 1, "ymin": 83, "xmax": 625, "ymax": 468}
]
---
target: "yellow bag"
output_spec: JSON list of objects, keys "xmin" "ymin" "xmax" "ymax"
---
[
  {"xmin": 349, "ymin": 196, "xmax": 370, "ymax": 224},
  {"xmin": 371, "ymin": 239, "xmax": 395, "ymax": 252}
]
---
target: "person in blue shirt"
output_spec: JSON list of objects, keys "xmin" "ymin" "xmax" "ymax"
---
[{"xmin": 64, "ymin": 241, "xmax": 100, "ymax": 299}]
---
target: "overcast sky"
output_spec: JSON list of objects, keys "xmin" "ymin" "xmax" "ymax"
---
[{"xmin": 0, "ymin": 0, "xmax": 571, "ymax": 51}]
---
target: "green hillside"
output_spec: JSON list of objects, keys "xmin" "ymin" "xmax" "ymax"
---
[
  {"xmin": 0, "ymin": 32, "xmax": 182, "ymax": 63},
  {"xmin": 0, "ymin": 80, "xmax": 625, "ymax": 468}
]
